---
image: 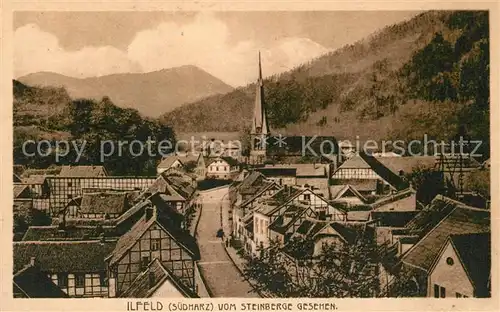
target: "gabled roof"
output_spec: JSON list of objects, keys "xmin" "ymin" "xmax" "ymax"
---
[
  {"xmin": 144, "ymin": 175, "xmax": 185, "ymax": 201},
  {"xmin": 377, "ymin": 156, "xmax": 437, "ymax": 176},
  {"xmin": 206, "ymin": 156, "xmax": 239, "ymax": 167},
  {"xmin": 449, "ymin": 233, "xmax": 490, "ymax": 296},
  {"xmin": 14, "ymin": 184, "xmax": 30, "ymax": 199},
  {"xmin": 107, "ymin": 206, "xmax": 199, "ymax": 267},
  {"xmin": 333, "ymin": 152, "xmax": 409, "ymax": 191},
  {"xmin": 23, "ymin": 175, "xmax": 47, "ymax": 185},
  {"xmin": 13, "ymin": 264, "xmax": 69, "ymax": 298},
  {"xmin": 268, "ymin": 204, "xmax": 312, "ymax": 235},
  {"xmin": 402, "ymin": 196, "xmax": 490, "ymax": 272},
  {"xmin": 329, "ymin": 184, "xmax": 367, "ymax": 202},
  {"xmin": 59, "ymin": 165, "xmax": 107, "ymax": 177},
  {"xmin": 120, "ymin": 258, "xmax": 198, "ymax": 298},
  {"xmin": 164, "ymin": 173, "xmax": 196, "ymax": 200},
  {"xmin": 13, "ymin": 240, "xmax": 117, "ymax": 273},
  {"xmin": 157, "ymin": 154, "xmax": 200, "ymax": 169},
  {"xmin": 358, "ymin": 152, "xmax": 409, "ymax": 190},
  {"xmin": 238, "ymin": 171, "xmax": 269, "ymax": 195},
  {"xmin": 240, "ymin": 181, "xmax": 280, "ymax": 208},
  {"xmin": 14, "ymin": 173, "xmax": 23, "ymax": 183},
  {"xmin": 80, "ymin": 192, "xmax": 129, "ymax": 215},
  {"xmin": 332, "ymin": 179, "xmax": 378, "ymax": 192}
]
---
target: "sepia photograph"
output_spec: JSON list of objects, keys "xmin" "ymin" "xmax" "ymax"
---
[{"xmin": 9, "ymin": 8, "xmax": 493, "ymax": 302}]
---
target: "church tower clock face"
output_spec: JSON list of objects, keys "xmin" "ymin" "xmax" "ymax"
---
[{"xmin": 256, "ymin": 127, "xmax": 262, "ymax": 134}]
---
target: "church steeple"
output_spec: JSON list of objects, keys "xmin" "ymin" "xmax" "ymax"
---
[
  {"xmin": 249, "ymin": 51, "xmax": 269, "ymax": 164},
  {"xmin": 251, "ymin": 51, "xmax": 269, "ymax": 135}
]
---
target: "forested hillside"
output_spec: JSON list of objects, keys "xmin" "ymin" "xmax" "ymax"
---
[
  {"xmin": 161, "ymin": 11, "xmax": 490, "ymax": 158},
  {"xmin": 13, "ymin": 81, "xmax": 175, "ymax": 175}
]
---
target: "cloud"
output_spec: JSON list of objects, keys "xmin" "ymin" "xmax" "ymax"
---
[
  {"xmin": 14, "ymin": 24, "xmax": 140, "ymax": 78},
  {"xmin": 15, "ymin": 13, "xmax": 330, "ymax": 86}
]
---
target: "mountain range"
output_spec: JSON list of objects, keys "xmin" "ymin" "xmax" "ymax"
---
[{"xmin": 17, "ymin": 65, "xmax": 233, "ymax": 117}]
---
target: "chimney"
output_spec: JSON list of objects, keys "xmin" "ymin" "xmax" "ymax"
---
[
  {"xmin": 145, "ymin": 207, "xmax": 154, "ymax": 221},
  {"xmin": 148, "ymin": 271, "xmax": 156, "ymax": 287},
  {"xmin": 29, "ymin": 257, "xmax": 36, "ymax": 267}
]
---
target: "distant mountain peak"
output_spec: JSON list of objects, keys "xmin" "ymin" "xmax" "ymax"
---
[{"xmin": 17, "ymin": 65, "xmax": 233, "ymax": 117}]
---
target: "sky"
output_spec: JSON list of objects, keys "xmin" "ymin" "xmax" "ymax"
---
[{"xmin": 14, "ymin": 11, "xmax": 419, "ymax": 87}]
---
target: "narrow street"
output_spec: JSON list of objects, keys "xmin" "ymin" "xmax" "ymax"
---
[{"xmin": 196, "ymin": 187, "xmax": 260, "ymax": 298}]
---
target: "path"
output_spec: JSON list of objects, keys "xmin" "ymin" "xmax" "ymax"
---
[{"xmin": 196, "ymin": 187, "xmax": 260, "ymax": 297}]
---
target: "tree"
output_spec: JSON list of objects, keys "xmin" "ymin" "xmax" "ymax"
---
[
  {"xmin": 242, "ymin": 236, "xmax": 380, "ymax": 298},
  {"xmin": 467, "ymin": 169, "xmax": 490, "ymax": 198},
  {"xmin": 406, "ymin": 166, "xmax": 445, "ymax": 205}
]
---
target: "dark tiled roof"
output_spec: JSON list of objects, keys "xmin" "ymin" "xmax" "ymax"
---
[
  {"xmin": 296, "ymin": 219, "xmax": 314, "ymax": 235},
  {"xmin": 59, "ymin": 165, "xmax": 107, "ymax": 177},
  {"xmin": 80, "ymin": 192, "xmax": 129, "ymax": 215},
  {"xmin": 220, "ymin": 156, "xmax": 239, "ymax": 166},
  {"xmin": 405, "ymin": 195, "xmax": 469, "ymax": 236},
  {"xmin": 14, "ymin": 174, "xmax": 23, "ymax": 183},
  {"xmin": 165, "ymin": 174, "xmax": 196, "ymax": 199},
  {"xmin": 115, "ymin": 199, "xmax": 153, "ymax": 227},
  {"xmin": 22, "ymin": 225, "xmax": 119, "ymax": 241},
  {"xmin": 256, "ymin": 167, "xmax": 297, "ymax": 177},
  {"xmin": 157, "ymin": 154, "xmax": 199, "ymax": 169},
  {"xmin": 14, "ymin": 184, "xmax": 30, "ymax": 198},
  {"xmin": 450, "ymin": 233, "xmax": 491, "ymax": 296},
  {"xmin": 371, "ymin": 211, "xmax": 419, "ymax": 227},
  {"xmin": 377, "ymin": 156, "xmax": 437, "ymax": 176},
  {"xmin": 359, "ymin": 152, "xmax": 409, "ymax": 191},
  {"xmin": 240, "ymin": 181, "xmax": 278, "ymax": 208},
  {"xmin": 13, "ymin": 264, "xmax": 69, "ymax": 298},
  {"xmin": 108, "ymin": 206, "xmax": 199, "ymax": 267},
  {"xmin": 13, "ymin": 240, "xmax": 117, "ymax": 273},
  {"xmin": 238, "ymin": 172, "xmax": 266, "ymax": 195},
  {"xmin": 120, "ymin": 258, "xmax": 198, "ymax": 298},
  {"xmin": 402, "ymin": 197, "xmax": 490, "ymax": 272}
]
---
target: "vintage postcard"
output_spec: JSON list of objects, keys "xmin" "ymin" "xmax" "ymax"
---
[{"xmin": 1, "ymin": 1, "xmax": 498, "ymax": 311}]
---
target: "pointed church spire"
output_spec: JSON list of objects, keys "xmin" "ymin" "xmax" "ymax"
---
[
  {"xmin": 251, "ymin": 51, "xmax": 269, "ymax": 135},
  {"xmin": 258, "ymin": 51, "xmax": 263, "ymax": 82}
]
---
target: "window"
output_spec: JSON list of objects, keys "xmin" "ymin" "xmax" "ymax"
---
[
  {"xmin": 260, "ymin": 219, "xmax": 264, "ymax": 234},
  {"xmin": 141, "ymin": 256, "xmax": 150, "ymax": 270},
  {"xmin": 319, "ymin": 210, "xmax": 327, "ymax": 221},
  {"xmin": 68, "ymin": 194, "xmax": 73, "ymax": 199},
  {"xmin": 304, "ymin": 194, "xmax": 311, "ymax": 201},
  {"xmin": 434, "ymin": 284, "xmax": 446, "ymax": 298},
  {"xmin": 75, "ymin": 274, "xmax": 85, "ymax": 287},
  {"xmin": 151, "ymin": 239, "xmax": 160, "ymax": 251},
  {"xmin": 58, "ymin": 273, "xmax": 68, "ymax": 287},
  {"xmin": 67, "ymin": 181, "xmax": 72, "ymax": 187}
]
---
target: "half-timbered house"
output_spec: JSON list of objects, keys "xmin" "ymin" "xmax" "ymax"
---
[
  {"xmin": 105, "ymin": 206, "xmax": 200, "ymax": 297},
  {"xmin": 13, "ymin": 240, "xmax": 117, "ymax": 298}
]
